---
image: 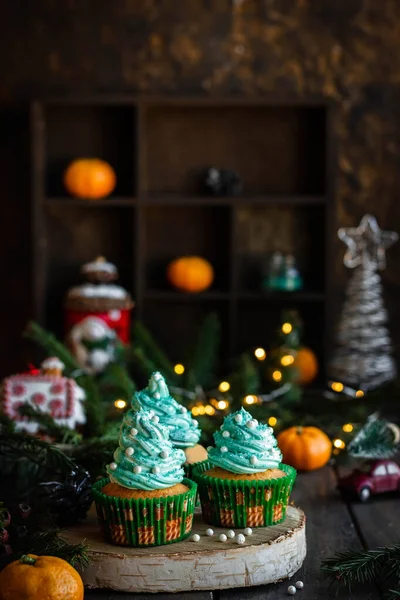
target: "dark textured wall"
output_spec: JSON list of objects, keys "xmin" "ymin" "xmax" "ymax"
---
[{"xmin": 1, "ymin": 0, "xmax": 400, "ymax": 375}]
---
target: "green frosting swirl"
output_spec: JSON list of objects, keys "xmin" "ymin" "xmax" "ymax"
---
[
  {"xmin": 132, "ymin": 372, "xmax": 201, "ymax": 448},
  {"xmin": 106, "ymin": 408, "xmax": 186, "ymax": 490},
  {"xmin": 208, "ymin": 408, "xmax": 282, "ymax": 474}
]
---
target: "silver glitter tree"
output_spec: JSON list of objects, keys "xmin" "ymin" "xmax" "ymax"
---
[{"xmin": 328, "ymin": 214, "xmax": 398, "ymax": 391}]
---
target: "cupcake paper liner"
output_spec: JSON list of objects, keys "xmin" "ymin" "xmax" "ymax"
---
[
  {"xmin": 193, "ymin": 461, "xmax": 296, "ymax": 528},
  {"xmin": 92, "ymin": 477, "xmax": 197, "ymax": 547}
]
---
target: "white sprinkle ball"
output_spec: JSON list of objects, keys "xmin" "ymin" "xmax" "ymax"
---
[
  {"xmin": 234, "ymin": 414, "xmax": 242, "ymax": 423},
  {"xmin": 191, "ymin": 534, "xmax": 200, "ymax": 542},
  {"xmin": 207, "ymin": 446, "xmax": 213, "ymax": 452},
  {"xmin": 246, "ymin": 419, "xmax": 257, "ymax": 429},
  {"xmin": 130, "ymin": 428, "xmax": 138, "ymax": 436},
  {"xmin": 153, "ymin": 392, "xmax": 161, "ymax": 399},
  {"xmin": 236, "ymin": 534, "xmax": 246, "ymax": 545},
  {"xmin": 250, "ymin": 456, "xmax": 257, "ymax": 465},
  {"xmin": 148, "ymin": 410, "xmax": 155, "ymax": 417},
  {"xmin": 125, "ymin": 447, "xmax": 134, "ymax": 457},
  {"xmin": 244, "ymin": 527, "xmax": 253, "ymax": 536},
  {"xmin": 180, "ymin": 406, "xmax": 187, "ymax": 413},
  {"xmin": 295, "ymin": 581, "xmax": 304, "ymax": 590},
  {"xmin": 192, "ymin": 419, "xmax": 198, "ymax": 426},
  {"xmin": 152, "ymin": 466, "xmax": 160, "ymax": 474},
  {"xmin": 152, "ymin": 415, "xmax": 160, "ymax": 423},
  {"xmin": 133, "ymin": 465, "xmax": 142, "ymax": 474},
  {"xmin": 160, "ymin": 450, "xmax": 169, "ymax": 459},
  {"xmin": 109, "ymin": 462, "xmax": 117, "ymax": 471},
  {"xmin": 206, "ymin": 528, "xmax": 214, "ymax": 536},
  {"xmin": 226, "ymin": 530, "xmax": 235, "ymax": 539},
  {"xmin": 219, "ymin": 534, "xmax": 228, "ymax": 543},
  {"xmin": 220, "ymin": 446, "xmax": 228, "ymax": 453},
  {"xmin": 222, "ymin": 430, "xmax": 230, "ymax": 438},
  {"xmin": 287, "ymin": 585, "xmax": 297, "ymax": 595}
]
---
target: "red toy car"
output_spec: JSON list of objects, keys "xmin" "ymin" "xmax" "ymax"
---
[{"xmin": 338, "ymin": 459, "xmax": 400, "ymax": 502}]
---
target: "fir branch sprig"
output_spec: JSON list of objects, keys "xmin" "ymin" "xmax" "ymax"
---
[
  {"xmin": 18, "ymin": 405, "xmax": 82, "ymax": 445},
  {"xmin": 24, "ymin": 321, "xmax": 80, "ymax": 373},
  {"xmin": 19, "ymin": 529, "xmax": 89, "ymax": 569},
  {"xmin": 185, "ymin": 312, "xmax": 220, "ymax": 389},
  {"xmin": 132, "ymin": 321, "xmax": 176, "ymax": 383},
  {"xmin": 321, "ymin": 544, "xmax": 400, "ymax": 598}
]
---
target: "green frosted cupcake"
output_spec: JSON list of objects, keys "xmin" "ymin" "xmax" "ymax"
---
[
  {"xmin": 193, "ymin": 408, "xmax": 296, "ymax": 528},
  {"xmin": 132, "ymin": 372, "xmax": 208, "ymax": 476},
  {"xmin": 92, "ymin": 407, "xmax": 197, "ymax": 547}
]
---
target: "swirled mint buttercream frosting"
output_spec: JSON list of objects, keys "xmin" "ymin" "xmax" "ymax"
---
[
  {"xmin": 106, "ymin": 408, "xmax": 186, "ymax": 490},
  {"xmin": 208, "ymin": 408, "xmax": 282, "ymax": 474},
  {"xmin": 132, "ymin": 372, "xmax": 201, "ymax": 449}
]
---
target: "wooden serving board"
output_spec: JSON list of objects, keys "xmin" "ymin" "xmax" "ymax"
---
[{"xmin": 64, "ymin": 505, "xmax": 306, "ymax": 593}]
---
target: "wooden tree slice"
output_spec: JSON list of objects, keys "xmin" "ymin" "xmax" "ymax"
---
[{"xmin": 64, "ymin": 506, "xmax": 306, "ymax": 593}]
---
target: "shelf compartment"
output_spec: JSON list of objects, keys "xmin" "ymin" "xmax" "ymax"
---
[
  {"xmin": 46, "ymin": 197, "xmax": 137, "ymax": 207},
  {"xmin": 144, "ymin": 291, "xmax": 229, "ymax": 301},
  {"xmin": 236, "ymin": 205, "xmax": 325, "ymax": 293},
  {"xmin": 44, "ymin": 204, "xmax": 135, "ymax": 336},
  {"xmin": 143, "ymin": 205, "xmax": 232, "ymax": 293},
  {"xmin": 141, "ymin": 194, "xmax": 326, "ymax": 207},
  {"xmin": 238, "ymin": 291, "xmax": 325, "ymax": 302},
  {"xmin": 143, "ymin": 104, "xmax": 326, "ymax": 195},
  {"xmin": 45, "ymin": 104, "xmax": 136, "ymax": 197}
]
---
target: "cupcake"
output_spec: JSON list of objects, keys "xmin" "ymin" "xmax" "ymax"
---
[
  {"xmin": 132, "ymin": 372, "xmax": 208, "ymax": 476},
  {"xmin": 193, "ymin": 408, "xmax": 296, "ymax": 528},
  {"xmin": 92, "ymin": 408, "xmax": 197, "ymax": 546}
]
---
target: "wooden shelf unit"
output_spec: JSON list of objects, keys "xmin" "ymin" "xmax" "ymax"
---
[{"xmin": 32, "ymin": 96, "xmax": 333, "ymax": 371}]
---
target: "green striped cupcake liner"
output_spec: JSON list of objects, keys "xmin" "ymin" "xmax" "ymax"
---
[
  {"xmin": 92, "ymin": 477, "xmax": 197, "ymax": 547},
  {"xmin": 192, "ymin": 461, "xmax": 296, "ymax": 528}
]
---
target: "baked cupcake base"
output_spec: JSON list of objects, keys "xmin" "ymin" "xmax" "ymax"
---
[
  {"xmin": 102, "ymin": 482, "xmax": 189, "ymax": 499},
  {"xmin": 93, "ymin": 477, "xmax": 197, "ymax": 547},
  {"xmin": 193, "ymin": 461, "xmax": 296, "ymax": 528}
]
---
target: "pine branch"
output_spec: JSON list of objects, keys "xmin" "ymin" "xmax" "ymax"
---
[
  {"xmin": 76, "ymin": 374, "xmax": 105, "ymax": 438},
  {"xmin": 348, "ymin": 413, "xmax": 398, "ymax": 459},
  {"xmin": 132, "ymin": 321, "xmax": 176, "ymax": 382},
  {"xmin": 99, "ymin": 362, "xmax": 136, "ymax": 402},
  {"xmin": 71, "ymin": 438, "xmax": 116, "ymax": 480},
  {"xmin": 24, "ymin": 321, "xmax": 80, "ymax": 374},
  {"xmin": 129, "ymin": 346, "xmax": 161, "ymax": 380},
  {"xmin": 0, "ymin": 429, "xmax": 75, "ymax": 473},
  {"xmin": 185, "ymin": 313, "xmax": 220, "ymax": 388},
  {"xmin": 18, "ymin": 405, "xmax": 82, "ymax": 445},
  {"xmin": 228, "ymin": 354, "xmax": 260, "ymax": 410},
  {"xmin": 321, "ymin": 544, "xmax": 400, "ymax": 594}
]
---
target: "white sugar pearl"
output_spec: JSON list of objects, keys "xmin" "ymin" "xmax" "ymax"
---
[
  {"xmin": 192, "ymin": 419, "xmax": 198, "ymax": 426},
  {"xmin": 192, "ymin": 534, "xmax": 200, "ymax": 542},
  {"xmin": 226, "ymin": 530, "xmax": 235, "ymax": 539},
  {"xmin": 206, "ymin": 528, "xmax": 214, "ymax": 536},
  {"xmin": 109, "ymin": 462, "xmax": 117, "ymax": 471},
  {"xmin": 295, "ymin": 581, "xmax": 304, "ymax": 590},
  {"xmin": 220, "ymin": 446, "xmax": 228, "ymax": 453},
  {"xmin": 160, "ymin": 450, "xmax": 169, "ymax": 459},
  {"xmin": 236, "ymin": 534, "xmax": 246, "ymax": 545},
  {"xmin": 130, "ymin": 428, "xmax": 138, "ymax": 436},
  {"xmin": 152, "ymin": 466, "xmax": 160, "ymax": 474},
  {"xmin": 246, "ymin": 419, "xmax": 257, "ymax": 429},
  {"xmin": 250, "ymin": 456, "xmax": 257, "ymax": 465},
  {"xmin": 219, "ymin": 534, "xmax": 228, "ymax": 543},
  {"xmin": 234, "ymin": 414, "xmax": 242, "ymax": 423},
  {"xmin": 222, "ymin": 430, "xmax": 230, "ymax": 438},
  {"xmin": 148, "ymin": 410, "xmax": 155, "ymax": 417},
  {"xmin": 133, "ymin": 465, "xmax": 142, "ymax": 474},
  {"xmin": 180, "ymin": 406, "xmax": 187, "ymax": 413},
  {"xmin": 125, "ymin": 447, "xmax": 134, "ymax": 457},
  {"xmin": 207, "ymin": 446, "xmax": 213, "ymax": 452},
  {"xmin": 244, "ymin": 527, "xmax": 253, "ymax": 536},
  {"xmin": 287, "ymin": 585, "xmax": 297, "ymax": 595},
  {"xmin": 153, "ymin": 392, "xmax": 161, "ymax": 399},
  {"xmin": 152, "ymin": 415, "xmax": 160, "ymax": 423}
]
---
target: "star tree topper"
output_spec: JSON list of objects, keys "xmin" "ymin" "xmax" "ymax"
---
[{"xmin": 338, "ymin": 214, "xmax": 398, "ymax": 270}]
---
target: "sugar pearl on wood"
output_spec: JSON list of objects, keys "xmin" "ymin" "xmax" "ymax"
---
[
  {"xmin": 130, "ymin": 428, "xmax": 138, "ymax": 436},
  {"xmin": 125, "ymin": 447, "xmax": 134, "ymax": 457},
  {"xmin": 206, "ymin": 528, "xmax": 214, "ymax": 536},
  {"xmin": 222, "ymin": 430, "xmax": 230, "ymax": 438},
  {"xmin": 109, "ymin": 462, "xmax": 117, "ymax": 471},
  {"xmin": 133, "ymin": 465, "xmax": 142, "ymax": 474},
  {"xmin": 226, "ymin": 530, "xmax": 235, "ymax": 539},
  {"xmin": 287, "ymin": 585, "xmax": 297, "ymax": 595},
  {"xmin": 219, "ymin": 534, "xmax": 228, "ymax": 542},
  {"xmin": 244, "ymin": 527, "xmax": 253, "ymax": 536},
  {"xmin": 295, "ymin": 581, "xmax": 304, "ymax": 589},
  {"xmin": 192, "ymin": 534, "xmax": 200, "ymax": 542},
  {"xmin": 236, "ymin": 534, "xmax": 246, "ymax": 545}
]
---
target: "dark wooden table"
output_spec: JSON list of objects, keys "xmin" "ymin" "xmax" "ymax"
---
[{"xmin": 86, "ymin": 467, "xmax": 398, "ymax": 600}]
